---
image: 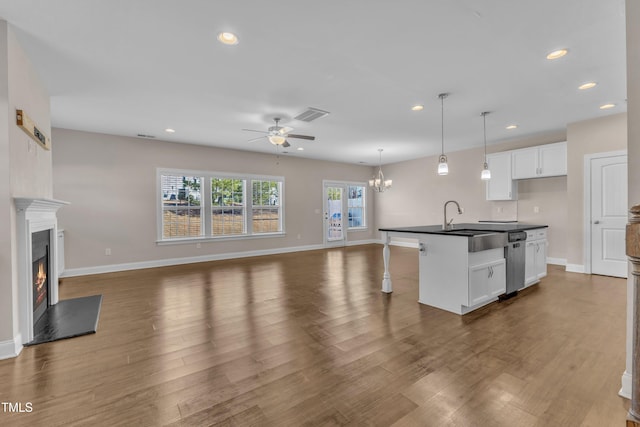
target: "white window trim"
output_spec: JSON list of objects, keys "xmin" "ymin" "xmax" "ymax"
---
[
  {"xmin": 346, "ymin": 181, "xmax": 368, "ymax": 231},
  {"xmin": 157, "ymin": 168, "xmax": 285, "ymax": 243}
]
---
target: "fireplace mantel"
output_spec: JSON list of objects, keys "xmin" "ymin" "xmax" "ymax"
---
[
  {"xmin": 15, "ymin": 197, "xmax": 69, "ymax": 213},
  {"xmin": 14, "ymin": 197, "xmax": 69, "ymax": 347}
]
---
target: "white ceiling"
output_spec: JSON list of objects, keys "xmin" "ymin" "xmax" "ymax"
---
[{"xmin": 0, "ymin": 0, "xmax": 627, "ymax": 165}]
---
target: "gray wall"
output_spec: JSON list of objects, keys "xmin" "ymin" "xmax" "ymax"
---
[
  {"xmin": 0, "ymin": 21, "xmax": 52, "ymax": 346},
  {"xmin": 52, "ymin": 128, "xmax": 377, "ymax": 272}
]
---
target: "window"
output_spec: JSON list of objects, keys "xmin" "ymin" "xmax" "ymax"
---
[
  {"xmin": 347, "ymin": 185, "xmax": 366, "ymax": 228},
  {"xmin": 158, "ymin": 169, "xmax": 284, "ymax": 242},
  {"xmin": 161, "ymin": 175, "xmax": 202, "ymax": 239},
  {"xmin": 252, "ymin": 180, "xmax": 282, "ymax": 233},
  {"xmin": 211, "ymin": 178, "xmax": 245, "ymax": 236}
]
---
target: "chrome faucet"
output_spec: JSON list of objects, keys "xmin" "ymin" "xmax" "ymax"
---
[{"xmin": 443, "ymin": 200, "xmax": 463, "ymax": 230}]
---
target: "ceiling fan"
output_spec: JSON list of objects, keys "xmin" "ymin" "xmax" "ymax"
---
[{"xmin": 242, "ymin": 117, "xmax": 315, "ymax": 148}]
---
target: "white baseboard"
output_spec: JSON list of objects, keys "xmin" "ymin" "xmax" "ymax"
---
[
  {"xmin": 0, "ymin": 334, "xmax": 23, "ymax": 360},
  {"xmin": 546, "ymin": 257, "xmax": 566, "ymax": 266},
  {"xmin": 620, "ymin": 370, "xmax": 632, "ymax": 399},
  {"xmin": 566, "ymin": 264, "xmax": 586, "ymax": 273},
  {"xmin": 346, "ymin": 239, "xmax": 380, "ymax": 247},
  {"xmin": 389, "ymin": 240, "xmax": 419, "ymax": 249},
  {"xmin": 60, "ymin": 240, "xmax": 379, "ymax": 278}
]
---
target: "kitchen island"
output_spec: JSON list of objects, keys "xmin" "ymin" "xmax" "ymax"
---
[{"xmin": 379, "ymin": 223, "xmax": 548, "ymax": 315}]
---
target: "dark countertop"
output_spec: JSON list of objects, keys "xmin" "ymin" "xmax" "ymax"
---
[{"xmin": 379, "ymin": 223, "xmax": 548, "ymax": 236}]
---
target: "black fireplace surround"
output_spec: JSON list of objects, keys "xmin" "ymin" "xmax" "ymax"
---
[{"xmin": 31, "ymin": 229, "xmax": 50, "ymax": 324}]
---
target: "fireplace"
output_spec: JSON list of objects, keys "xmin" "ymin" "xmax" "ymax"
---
[
  {"xmin": 14, "ymin": 198, "xmax": 68, "ymax": 348},
  {"xmin": 32, "ymin": 230, "xmax": 50, "ymax": 325}
]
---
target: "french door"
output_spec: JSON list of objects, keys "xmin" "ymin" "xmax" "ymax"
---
[{"xmin": 323, "ymin": 182, "xmax": 347, "ymax": 247}]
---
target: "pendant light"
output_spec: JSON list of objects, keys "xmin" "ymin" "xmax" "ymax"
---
[
  {"xmin": 369, "ymin": 148, "xmax": 392, "ymax": 192},
  {"xmin": 437, "ymin": 93, "xmax": 449, "ymax": 175},
  {"xmin": 480, "ymin": 111, "xmax": 491, "ymax": 180}
]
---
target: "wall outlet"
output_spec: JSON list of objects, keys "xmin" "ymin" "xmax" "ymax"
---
[
  {"xmin": 497, "ymin": 206, "xmax": 503, "ymax": 213},
  {"xmin": 105, "ymin": 248, "xmax": 111, "ymax": 256},
  {"xmin": 297, "ymin": 234, "xmax": 301, "ymax": 240},
  {"xmin": 196, "ymin": 243, "xmax": 201, "ymax": 249},
  {"xmin": 534, "ymin": 206, "xmax": 540, "ymax": 213}
]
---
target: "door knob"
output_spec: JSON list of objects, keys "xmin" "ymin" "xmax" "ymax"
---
[{"xmin": 593, "ymin": 220, "xmax": 600, "ymax": 224}]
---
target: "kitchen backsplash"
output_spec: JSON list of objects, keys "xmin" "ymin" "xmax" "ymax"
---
[{"xmin": 490, "ymin": 200, "xmax": 518, "ymax": 222}]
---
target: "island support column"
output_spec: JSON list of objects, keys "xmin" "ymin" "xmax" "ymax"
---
[
  {"xmin": 627, "ymin": 205, "xmax": 640, "ymax": 426},
  {"xmin": 381, "ymin": 231, "xmax": 392, "ymax": 293}
]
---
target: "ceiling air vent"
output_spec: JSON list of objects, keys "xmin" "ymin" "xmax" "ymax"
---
[
  {"xmin": 136, "ymin": 134, "xmax": 156, "ymax": 139},
  {"xmin": 294, "ymin": 107, "xmax": 330, "ymax": 122}
]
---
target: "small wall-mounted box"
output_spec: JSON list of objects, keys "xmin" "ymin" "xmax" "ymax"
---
[{"xmin": 16, "ymin": 109, "xmax": 50, "ymax": 150}]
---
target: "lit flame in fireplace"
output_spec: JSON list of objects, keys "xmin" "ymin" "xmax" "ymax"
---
[{"xmin": 35, "ymin": 261, "xmax": 47, "ymax": 291}]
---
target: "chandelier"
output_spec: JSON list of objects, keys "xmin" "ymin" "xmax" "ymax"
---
[{"xmin": 369, "ymin": 148, "xmax": 392, "ymax": 192}]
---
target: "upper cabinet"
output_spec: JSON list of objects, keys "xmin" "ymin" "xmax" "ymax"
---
[
  {"xmin": 486, "ymin": 151, "xmax": 518, "ymax": 200},
  {"xmin": 485, "ymin": 142, "xmax": 567, "ymax": 201},
  {"xmin": 511, "ymin": 142, "xmax": 567, "ymax": 179}
]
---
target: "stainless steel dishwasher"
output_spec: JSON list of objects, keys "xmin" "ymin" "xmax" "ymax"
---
[{"xmin": 502, "ymin": 231, "xmax": 527, "ymax": 298}]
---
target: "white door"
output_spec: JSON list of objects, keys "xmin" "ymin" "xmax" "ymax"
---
[
  {"xmin": 323, "ymin": 183, "xmax": 347, "ymax": 247},
  {"xmin": 591, "ymin": 155, "xmax": 628, "ymax": 277}
]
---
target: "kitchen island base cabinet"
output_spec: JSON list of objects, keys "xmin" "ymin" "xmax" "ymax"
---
[
  {"xmin": 419, "ymin": 233, "xmax": 506, "ymax": 315},
  {"xmin": 379, "ymin": 224, "xmax": 547, "ymax": 315},
  {"xmin": 468, "ymin": 258, "xmax": 506, "ymax": 307},
  {"xmin": 524, "ymin": 228, "xmax": 547, "ymax": 287}
]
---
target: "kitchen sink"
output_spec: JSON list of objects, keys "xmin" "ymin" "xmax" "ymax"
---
[
  {"xmin": 468, "ymin": 232, "xmax": 507, "ymax": 252},
  {"xmin": 442, "ymin": 229, "xmax": 508, "ymax": 252}
]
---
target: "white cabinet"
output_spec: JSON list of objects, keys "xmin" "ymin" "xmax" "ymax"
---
[
  {"xmin": 486, "ymin": 141, "xmax": 566, "ymax": 200},
  {"xmin": 524, "ymin": 228, "xmax": 547, "ymax": 286},
  {"xmin": 539, "ymin": 143, "xmax": 567, "ymax": 177},
  {"xmin": 419, "ymin": 235, "xmax": 506, "ymax": 315},
  {"xmin": 486, "ymin": 151, "xmax": 517, "ymax": 201},
  {"xmin": 512, "ymin": 142, "xmax": 567, "ymax": 179},
  {"xmin": 468, "ymin": 259, "xmax": 506, "ymax": 306},
  {"xmin": 524, "ymin": 241, "xmax": 536, "ymax": 285}
]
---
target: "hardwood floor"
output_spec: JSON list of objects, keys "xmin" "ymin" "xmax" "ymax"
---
[{"xmin": 0, "ymin": 245, "xmax": 630, "ymax": 426}]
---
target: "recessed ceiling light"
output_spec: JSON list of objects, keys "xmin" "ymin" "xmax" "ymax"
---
[
  {"xmin": 506, "ymin": 125, "xmax": 518, "ymax": 130},
  {"xmin": 578, "ymin": 82, "xmax": 597, "ymax": 90},
  {"xmin": 217, "ymin": 32, "xmax": 239, "ymax": 45},
  {"xmin": 411, "ymin": 104, "xmax": 424, "ymax": 111},
  {"xmin": 599, "ymin": 103, "xmax": 616, "ymax": 110},
  {"xmin": 165, "ymin": 128, "xmax": 175, "ymax": 133},
  {"xmin": 297, "ymin": 147, "xmax": 304, "ymax": 151},
  {"xmin": 546, "ymin": 49, "xmax": 568, "ymax": 60}
]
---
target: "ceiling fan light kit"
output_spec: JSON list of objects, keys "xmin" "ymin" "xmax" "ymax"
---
[
  {"xmin": 243, "ymin": 117, "xmax": 316, "ymax": 149},
  {"xmin": 268, "ymin": 135, "xmax": 287, "ymax": 145}
]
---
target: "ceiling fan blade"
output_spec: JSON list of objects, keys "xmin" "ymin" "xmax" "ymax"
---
[
  {"xmin": 283, "ymin": 140, "xmax": 291, "ymax": 148},
  {"xmin": 247, "ymin": 135, "xmax": 266, "ymax": 142},
  {"xmin": 287, "ymin": 134, "xmax": 315, "ymax": 141},
  {"xmin": 242, "ymin": 129, "xmax": 269, "ymax": 134},
  {"xmin": 280, "ymin": 126, "xmax": 294, "ymax": 134}
]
